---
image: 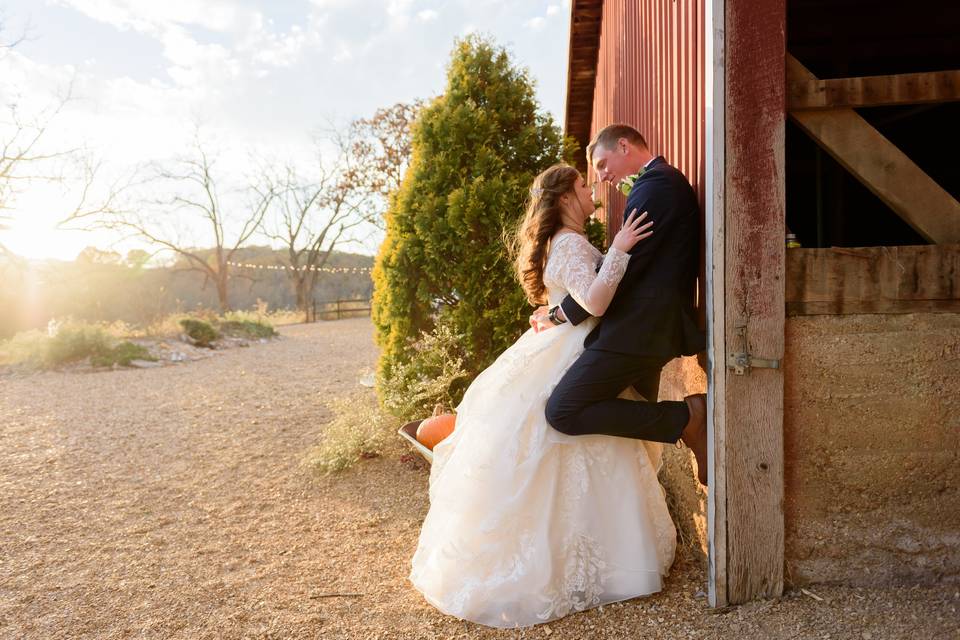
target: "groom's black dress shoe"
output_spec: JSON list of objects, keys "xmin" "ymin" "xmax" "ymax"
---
[{"xmin": 681, "ymin": 394, "xmax": 708, "ymax": 487}]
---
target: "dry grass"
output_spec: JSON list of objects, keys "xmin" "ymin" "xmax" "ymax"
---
[
  {"xmin": 304, "ymin": 389, "xmax": 396, "ymax": 475},
  {"xmin": 0, "ymin": 310, "xmax": 283, "ymax": 369},
  {"xmin": 0, "ymin": 318, "xmax": 956, "ymax": 639},
  {"xmin": 0, "ymin": 321, "xmax": 153, "ymax": 369}
]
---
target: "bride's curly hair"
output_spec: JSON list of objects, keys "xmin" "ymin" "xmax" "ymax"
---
[{"xmin": 511, "ymin": 163, "xmax": 580, "ymax": 306}]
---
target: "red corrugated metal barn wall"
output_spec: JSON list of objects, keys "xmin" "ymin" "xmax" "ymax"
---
[{"xmin": 591, "ymin": 0, "xmax": 705, "ymax": 239}]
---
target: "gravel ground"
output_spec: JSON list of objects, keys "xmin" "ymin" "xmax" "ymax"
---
[{"xmin": 1, "ymin": 318, "xmax": 957, "ymax": 639}]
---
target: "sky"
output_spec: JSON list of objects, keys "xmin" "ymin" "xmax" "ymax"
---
[{"xmin": 0, "ymin": 0, "xmax": 572, "ymax": 261}]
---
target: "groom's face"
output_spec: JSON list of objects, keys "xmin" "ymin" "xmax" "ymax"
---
[{"xmin": 591, "ymin": 139, "xmax": 637, "ymax": 185}]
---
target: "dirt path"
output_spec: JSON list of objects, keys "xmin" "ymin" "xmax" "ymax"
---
[{"xmin": 1, "ymin": 319, "xmax": 956, "ymax": 639}]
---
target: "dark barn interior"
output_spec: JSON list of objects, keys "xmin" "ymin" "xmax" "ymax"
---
[{"xmin": 785, "ymin": 0, "xmax": 960, "ymax": 248}]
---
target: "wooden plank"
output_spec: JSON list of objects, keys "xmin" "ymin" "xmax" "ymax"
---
[
  {"xmin": 705, "ymin": 0, "xmax": 728, "ymax": 609},
  {"xmin": 785, "ymin": 245, "xmax": 960, "ymax": 315},
  {"xmin": 723, "ymin": 0, "xmax": 785, "ymax": 604},
  {"xmin": 787, "ymin": 69, "xmax": 960, "ymax": 110},
  {"xmin": 787, "ymin": 299, "xmax": 960, "ymax": 315},
  {"xmin": 787, "ymin": 55, "xmax": 960, "ymax": 244},
  {"xmin": 564, "ymin": 0, "xmax": 605, "ymax": 173}
]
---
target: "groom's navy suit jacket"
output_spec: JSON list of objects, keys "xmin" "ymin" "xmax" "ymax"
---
[{"xmin": 559, "ymin": 156, "xmax": 705, "ymax": 359}]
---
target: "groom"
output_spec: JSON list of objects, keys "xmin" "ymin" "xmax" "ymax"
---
[{"xmin": 532, "ymin": 124, "xmax": 709, "ymax": 485}]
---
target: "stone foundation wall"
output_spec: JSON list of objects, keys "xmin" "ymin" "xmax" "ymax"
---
[
  {"xmin": 657, "ymin": 356, "xmax": 709, "ymax": 563},
  {"xmin": 784, "ymin": 313, "xmax": 960, "ymax": 586}
]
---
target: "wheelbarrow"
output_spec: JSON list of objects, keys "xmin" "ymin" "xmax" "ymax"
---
[{"xmin": 397, "ymin": 419, "xmax": 433, "ymax": 465}]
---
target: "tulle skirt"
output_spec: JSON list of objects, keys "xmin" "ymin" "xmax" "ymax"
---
[{"xmin": 409, "ymin": 320, "xmax": 676, "ymax": 628}]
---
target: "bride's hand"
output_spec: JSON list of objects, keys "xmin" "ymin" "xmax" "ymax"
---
[
  {"xmin": 611, "ymin": 209, "xmax": 653, "ymax": 253},
  {"xmin": 529, "ymin": 305, "xmax": 552, "ymax": 333}
]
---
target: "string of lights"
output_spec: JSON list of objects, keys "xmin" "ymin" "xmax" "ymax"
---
[{"xmin": 226, "ymin": 261, "xmax": 372, "ymax": 274}]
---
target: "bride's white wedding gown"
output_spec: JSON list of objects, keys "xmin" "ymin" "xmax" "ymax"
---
[{"xmin": 409, "ymin": 232, "xmax": 676, "ymax": 628}]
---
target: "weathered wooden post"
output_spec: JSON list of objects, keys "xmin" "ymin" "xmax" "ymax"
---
[{"xmin": 707, "ymin": 0, "xmax": 786, "ymax": 606}]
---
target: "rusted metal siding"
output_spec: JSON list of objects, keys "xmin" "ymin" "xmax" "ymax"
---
[{"xmin": 590, "ymin": 0, "xmax": 706, "ymax": 240}]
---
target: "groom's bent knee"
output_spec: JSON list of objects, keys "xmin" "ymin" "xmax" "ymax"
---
[{"xmin": 545, "ymin": 388, "xmax": 580, "ymax": 435}]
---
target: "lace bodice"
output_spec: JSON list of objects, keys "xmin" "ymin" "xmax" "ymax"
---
[{"xmin": 543, "ymin": 232, "xmax": 630, "ymax": 314}]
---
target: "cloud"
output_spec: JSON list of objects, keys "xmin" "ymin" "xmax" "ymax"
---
[
  {"xmin": 384, "ymin": 0, "xmax": 414, "ymax": 31},
  {"xmin": 247, "ymin": 24, "xmax": 310, "ymax": 69},
  {"xmin": 50, "ymin": 0, "xmax": 249, "ymax": 35},
  {"xmin": 309, "ymin": 0, "xmax": 352, "ymax": 7},
  {"xmin": 417, "ymin": 9, "xmax": 439, "ymax": 23},
  {"xmin": 332, "ymin": 42, "xmax": 353, "ymax": 63},
  {"xmin": 50, "ymin": 0, "xmax": 320, "ymax": 90},
  {"xmin": 526, "ymin": 3, "xmax": 563, "ymax": 31},
  {"xmin": 525, "ymin": 16, "xmax": 546, "ymax": 30},
  {"xmin": 387, "ymin": 0, "xmax": 414, "ymax": 16}
]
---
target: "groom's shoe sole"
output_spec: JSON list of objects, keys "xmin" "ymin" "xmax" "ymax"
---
[{"xmin": 681, "ymin": 394, "xmax": 708, "ymax": 487}]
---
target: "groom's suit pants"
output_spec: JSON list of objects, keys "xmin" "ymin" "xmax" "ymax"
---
[{"xmin": 545, "ymin": 349, "xmax": 689, "ymax": 443}]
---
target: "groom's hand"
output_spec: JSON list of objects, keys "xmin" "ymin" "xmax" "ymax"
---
[{"xmin": 529, "ymin": 305, "xmax": 554, "ymax": 333}]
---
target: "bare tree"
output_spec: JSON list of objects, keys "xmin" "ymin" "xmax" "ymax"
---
[
  {"xmin": 346, "ymin": 101, "xmax": 421, "ymax": 228},
  {"xmin": 261, "ymin": 131, "xmax": 377, "ymax": 321},
  {"xmin": 0, "ymin": 13, "xmax": 30, "ymax": 59},
  {"xmin": 72, "ymin": 135, "xmax": 274, "ymax": 312},
  {"xmin": 0, "ymin": 14, "xmax": 133, "ymax": 265},
  {"xmin": 0, "ymin": 16, "xmax": 66, "ymax": 208},
  {"xmin": 0, "ymin": 213, "xmax": 15, "ymax": 261},
  {"xmin": 0, "ymin": 97, "xmax": 78, "ymax": 204},
  {"xmin": 0, "ymin": 79, "xmax": 123, "ymax": 258}
]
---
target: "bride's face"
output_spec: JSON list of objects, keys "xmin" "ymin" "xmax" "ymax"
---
[{"xmin": 570, "ymin": 175, "xmax": 596, "ymax": 222}]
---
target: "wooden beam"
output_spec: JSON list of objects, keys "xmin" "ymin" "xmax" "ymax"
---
[
  {"xmin": 705, "ymin": 0, "xmax": 728, "ymax": 609},
  {"xmin": 722, "ymin": 0, "xmax": 785, "ymax": 605},
  {"xmin": 789, "ymin": 298, "xmax": 960, "ymax": 315},
  {"xmin": 785, "ymin": 245, "xmax": 960, "ymax": 316},
  {"xmin": 788, "ymin": 69, "xmax": 960, "ymax": 110},
  {"xmin": 788, "ymin": 55, "xmax": 960, "ymax": 245},
  {"xmin": 564, "ymin": 0, "xmax": 604, "ymax": 174}
]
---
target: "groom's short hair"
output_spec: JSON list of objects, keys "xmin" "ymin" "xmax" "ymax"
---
[{"xmin": 587, "ymin": 124, "xmax": 648, "ymax": 163}]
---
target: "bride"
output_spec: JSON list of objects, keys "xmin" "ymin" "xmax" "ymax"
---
[{"xmin": 409, "ymin": 163, "xmax": 676, "ymax": 628}]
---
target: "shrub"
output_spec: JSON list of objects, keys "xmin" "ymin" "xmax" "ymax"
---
[
  {"xmin": 0, "ymin": 321, "xmax": 156, "ymax": 369},
  {"xmin": 306, "ymin": 390, "xmax": 397, "ymax": 475},
  {"xmin": 0, "ymin": 329, "xmax": 52, "ymax": 367},
  {"xmin": 372, "ymin": 35, "xmax": 565, "ymax": 410},
  {"xmin": 217, "ymin": 318, "xmax": 276, "ymax": 340},
  {"xmin": 44, "ymin": 322, "xmax": 113, "ymax": 366},
  {"xmin": 90, "ymin": 341, "xmax": 156, "ymax": 368},
  {"xmin": 179, "ymin": 318, "xmax": 220, "ymax": 347},
  {"xmin": 586, "ymin": 218, "xmax": 607, "ymax": 252},
  {"xmin": 260, "ymin": 308, "xmax": 303, "ymax": 327},
  {"xmin": 146, "ymin": 313, "xmax": 191, "ymax": 337},
  {"xmin": 378, "ymin": 321, "xmax": 470, "ymax": 420}
]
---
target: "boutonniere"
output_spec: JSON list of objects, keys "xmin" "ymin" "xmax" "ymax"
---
[{"xmin": 618, "ymin": 168, "xmax": 646, "ymax": 196}]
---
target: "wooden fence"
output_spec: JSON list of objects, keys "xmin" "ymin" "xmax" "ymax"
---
[{"xmin": 310, "ymin": 298, "xmax": 372, "ymax": 322}]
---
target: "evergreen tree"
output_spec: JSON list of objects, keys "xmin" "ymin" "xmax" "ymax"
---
[{"xmin": 372, "ymin": 36, "xmax": 564, "ymax": 415}]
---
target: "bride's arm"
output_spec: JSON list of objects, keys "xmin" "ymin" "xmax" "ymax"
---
[
  {"xmin": 551, "ymin": 211, "xmax": 651, "ymax": 318},
  {"xmin": 551, "ymin": 236, "xmax": 630, "ymax": 317}
]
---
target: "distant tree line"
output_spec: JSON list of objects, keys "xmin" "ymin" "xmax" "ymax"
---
[{"xmin": 0, "ymin": 246, "xmax": 373, "ymax": 339}]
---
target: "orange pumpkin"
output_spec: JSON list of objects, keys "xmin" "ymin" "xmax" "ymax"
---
[{"xmin": 416, "ymin": 413, "xmax": 456, "ymax": 450}]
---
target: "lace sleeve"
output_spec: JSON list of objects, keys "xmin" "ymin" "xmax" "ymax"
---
[{"xmin": 546, "ymin": 234, "xmax": 630, "ymax": 317}]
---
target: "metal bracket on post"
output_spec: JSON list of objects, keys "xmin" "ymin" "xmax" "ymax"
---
[
  {"xmin": 726, "ymin": 352, "xmax": 781, "ymax": 375},
  {"xmin": 728, "ymin": 322, "xmax": 781, "ymax": 375}
]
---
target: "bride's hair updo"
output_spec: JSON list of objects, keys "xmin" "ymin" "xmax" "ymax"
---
[{"xmin": 513, "ymin": 163, "xmax": 580, "ymax": 306}]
